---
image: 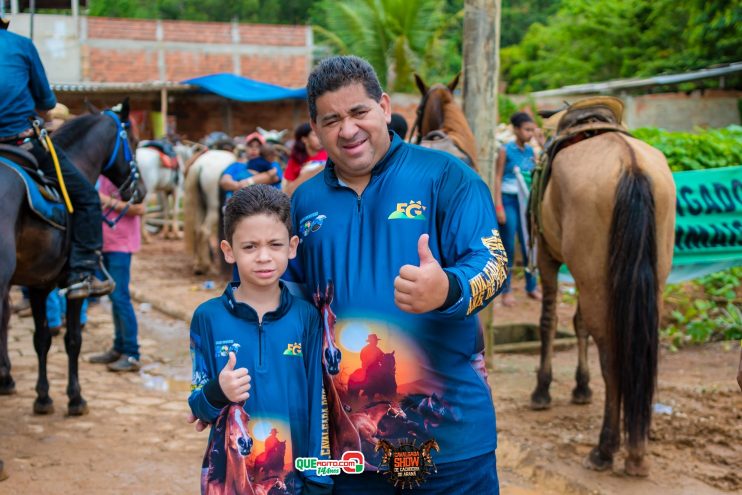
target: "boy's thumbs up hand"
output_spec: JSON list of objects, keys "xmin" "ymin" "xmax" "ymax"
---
[
  {"xmin": 394, "ymin": 234, "xmax": 449, "ymax": 314},
  {"xmin": 219, "ymin": 352, "xmax": 251, "ymax": 403}
]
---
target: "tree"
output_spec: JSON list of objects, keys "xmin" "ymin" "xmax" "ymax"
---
[
  {"xmin": 500, "ymin": 0, "xmax": 742, "ymax": 93},
  {"xmin": 310, "ymin": 0, "xmax": 462, "ymax": 92}
]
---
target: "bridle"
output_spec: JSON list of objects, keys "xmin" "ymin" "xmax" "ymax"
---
[{"xmin": 101, "ymin": 110, "xmax": 141, "ymax": 228}]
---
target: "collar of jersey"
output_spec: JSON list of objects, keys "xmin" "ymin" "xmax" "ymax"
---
[
  {"xmin": 324, "ymin": 131, "xmax": 403, "ymax": 188},
  {"xmin": 221, "ymin": 281, "xmax": 293, "ymax": 322}
]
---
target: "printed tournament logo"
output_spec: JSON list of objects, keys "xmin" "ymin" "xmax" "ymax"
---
[
  {"xmin": 299, "ymin": 212, "xmax": 327, "ymax": 238},
  {"xmin": 215, "ymin": 340, "xmax": 240, "ymax": 358},
  {"xmin": 376, "ymin": 439, "xmax": 439, "ymax": 489},
  {"xmin": 283, "ymin": 342, "xmax": 302, "ymax": 357},
  {"xmin": 388, "ymin": 201, "xmax": 427, "ymax": 220},
  {"xmin": 295, "ymin": 451, "xmax": 365, "ymax": 476}
]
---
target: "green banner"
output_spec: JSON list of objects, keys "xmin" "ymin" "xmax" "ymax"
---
[
  {"xmin": 523, "ymin": 165, "xmax": 742, "ymax": 282},
  {"xmin": 673, "ymin": 165, "xmax": 742, "ymax": 265}
]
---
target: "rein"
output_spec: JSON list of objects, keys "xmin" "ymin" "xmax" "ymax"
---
[{"xmin": 101, "ymin": 110, "xmax": 140, "ymax": 228}]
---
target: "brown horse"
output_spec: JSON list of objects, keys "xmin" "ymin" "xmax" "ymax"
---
[
  {"xmin": 530, "ymin": 97, "xmax": 675, "ymax": 476},
  {"xmin": 202, "ymin": 404, "xmax": 256, "ymax": 495},
  {"xmin": 411, "ymin": 73, "xmax": 478, "ymax": 170}
]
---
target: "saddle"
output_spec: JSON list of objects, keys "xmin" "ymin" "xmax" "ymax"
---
[
  {"xmin": 419, "ymin": 130, "xmax": 475, "ymax": 168},
  {"xmin": 0, "ymin": 143, "xmax": 67, "ymax": 230},
  {"xmin": 527, "ymin": 97, "xmax": 630, "ymax": 268},
  {"xmin": 139, "ymin": 140, "xmax": 179, "ymax": 170}
]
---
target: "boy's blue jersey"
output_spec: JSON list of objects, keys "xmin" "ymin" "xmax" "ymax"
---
[
  {"xmin": 188, "ymin": 282, "xmax": 331, "ymax": 492},
  {"xmin": 288, "ymin": 133, "xmax": 508, "ymax": 466}
]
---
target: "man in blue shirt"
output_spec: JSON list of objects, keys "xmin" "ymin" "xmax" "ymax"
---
[
  {"xmin": 289, "ymin": 56, "xmax": 507, "ymax": 494},
  {"xmin": 0, "ymin": 19, "xmax": 112, "ymax": 298}
]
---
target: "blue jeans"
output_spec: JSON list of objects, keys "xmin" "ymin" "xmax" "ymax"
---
[
  {"xmin": 46, "ymin": 289, "xmax": 88, "ymax": 328},
  {"xmin": 332, "ymin": 451, "xmax": 499, "ymax": 495},
  {"xmin": 498, "ymin": 193, "xmax": 536, "ymax": 294},
  {"xmin": 103, "ymin": 252, "xmax": 139, "ymax": 359}
]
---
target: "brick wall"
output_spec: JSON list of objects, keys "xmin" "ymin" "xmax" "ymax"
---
[
  {"xmin": 88, "ymin": 17, "xmax": 158, "ymax": 41},
  {"xmin": 84, "ymin": 16, "xmax": 311, "ymax": 85},
  {"xmin": 240, "ymin": 55, "xmax": 307, "ymax": 87},
  {"xmin": 88, "ymin": 48, "xmax": 159, "ymax": 82},
  {"xmin": 165, "ymin": 52, "xmax": 233, "ymax": 81}
]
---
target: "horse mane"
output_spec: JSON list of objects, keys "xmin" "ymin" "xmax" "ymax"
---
[
  {"xmin": 439, "ymin": 98, "xmax": 478, "ymax": 170},
  {"xmin": 52, "ymin": 114, "xmax": 103, "ymax": 151}
]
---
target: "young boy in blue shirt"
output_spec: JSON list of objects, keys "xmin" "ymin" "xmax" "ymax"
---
[{"xmin": 187, "ymin": 185, "xmax": 331, "ymax": 495}]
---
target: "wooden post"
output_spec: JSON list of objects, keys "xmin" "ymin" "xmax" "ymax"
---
[
  {"xmin": 463, "ymin": 0, "xmax": 501, "ymax": 364},
  {"xmin": 160, "ymin": 87, "xmax": 168, "ymax": 138},
  {"xmin": 463, "ymin": 0, "xmax": 500, "ymax": 194}
]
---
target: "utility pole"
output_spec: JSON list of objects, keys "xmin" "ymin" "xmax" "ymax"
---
[{"xmin": 463, "ymin": 0, "xmax": 500, "ymax": 193}]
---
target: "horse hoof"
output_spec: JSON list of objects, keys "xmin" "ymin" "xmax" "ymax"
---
[
  {"xmin": 0, "ymin": 460, "xmax": 8, "ymax": 482},
  {"xmin": 584, "ymin": 447, "xmax": 613, "ymax": 471},
  {"xmin": 67, "ymin": 399, "xmax": 89, "ymax": 416},
  {"xmin": 571, "ymin": 388, "xmax": 593, "ymax": 405},
  {"xmin": 625, "ymin": 456, "xmax": 650, "ymax": 477},
  {"xmin": 0, "ymin": 378, "xmax": 16, "ymax": 395},
  {"xmin": 530, "ymin": 392, "xmax": 551, "ymax": 410},
  {"xmin": 33, "ymin": 398, "xmax": 55, "ymax": 415}
]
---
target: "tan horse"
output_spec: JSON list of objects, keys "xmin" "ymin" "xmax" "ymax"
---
[
  {"xmin": 530, "ymin": 97, "xmax": 675, "ymax": 476},
  {"xmin": 411, "ymin": 73, "xmax": 478, "ymax": 170}
]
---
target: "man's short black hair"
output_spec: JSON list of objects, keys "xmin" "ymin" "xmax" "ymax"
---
[
  {"xmin": 306, "ymin": 55, "xmax": 383, "ymax": 122},
  {"xmin": 223, "ymin": 185, "xmax": 292, "ymax": 242},
  {"xmin": 389, "ymin": 113, "xmax": 409, "ymax": 140}
]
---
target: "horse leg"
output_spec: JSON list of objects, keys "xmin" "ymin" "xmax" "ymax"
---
[
  {"xmin": 585, "ymin": 334, "xmax": 620, "ymax": 471},
  {"xmin": 171, "ymin": 187, "xmax": 183, "ymax": 239},
  {"xmin": 29, "ymin": 287, "xmax": 54, "ymax": 414},
  {"xmin": 64, "ymin": 298, "xmax": 88, "ymax": 416},
  {"xmin": 0, "ymin": 292, "xmax": 15, "ymax": 395},
  {"xmin": 202, "ymin": 208, "xmax": 219, "ymax": 275},
  {"xmin": 571, "ymin": 305, "xmax": 592, "ymax": 404},
  {"xmin": 530, "ymin": 248, "xmax": 560, "ymax": 410}
]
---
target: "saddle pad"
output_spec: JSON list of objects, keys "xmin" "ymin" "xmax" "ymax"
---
[{"xmin": 0, "ymin": 156, "xmax": 67, "ymax": 230}]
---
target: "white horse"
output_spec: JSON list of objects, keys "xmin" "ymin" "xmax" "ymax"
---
[
  {"xmin": 183, "ymin": 149, "xmax": 236, "ymax": 275},
  {"xmin": 136, "ymin": 142, "xmax": 195, "ymax": 241}
]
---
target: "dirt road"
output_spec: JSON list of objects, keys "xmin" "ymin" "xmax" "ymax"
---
[{"xmin": 1, "ymin": 239, "xmax": 739, "ymax": 494}]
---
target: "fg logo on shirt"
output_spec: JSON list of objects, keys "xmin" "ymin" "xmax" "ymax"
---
[
  {"xmin": 283, "ymin": 342, "xmax": 302, "ymax": 357},
  {"xmin": 388, "ymin": 200, "xmax": 427, "ymax": 220}
]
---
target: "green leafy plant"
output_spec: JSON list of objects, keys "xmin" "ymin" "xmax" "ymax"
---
[
  {"xmin": 633, "ymin": 126, "xmax": 742, "ymax": 172},
  {"xmin": 662, "ymin": 267, "xmax": 742, "ymax": 349}
]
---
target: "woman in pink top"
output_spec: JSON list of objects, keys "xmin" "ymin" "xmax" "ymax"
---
[{"xmin": 88, "ymin": 176, "xmax": 146, "ymax": 372}]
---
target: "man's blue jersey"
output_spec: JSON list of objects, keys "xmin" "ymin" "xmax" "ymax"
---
[
  {"xmin": 288, "ymin": 133, "xmax": 508, "ymax": 466},
  {"xmin": 188, "ymin": 282, "xmax": 331, "ymax": 492}
]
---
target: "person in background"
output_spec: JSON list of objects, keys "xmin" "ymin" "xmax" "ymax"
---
[
  {"xmin": 282, "ymin": 123, "xmax": 327, "ymax": 196},
  {"xmin": 88, "ymin": 176, "xmax": 146, "ymax": 372},
  {"xmin": 0, "ymin": 21, "xmax": 113, "ymax": 299},
  {"xmin": 494, "ymin": 112, "xmax": 542, "ymax": 307},
  {"xmin": 247, "ymin": 143, "xmax": 282, "ymax": 189},
  {"xmin": 388, "ymin": 112, "xmax": 409, "ymax": 140}
]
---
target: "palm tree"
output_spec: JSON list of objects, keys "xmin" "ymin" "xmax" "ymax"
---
[{"xmin": 311, "ymin": 0, "xmax": 462, "ymax": 92}]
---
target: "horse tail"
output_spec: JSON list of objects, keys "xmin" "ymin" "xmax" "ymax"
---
[
  {"xmin": 608, "ymin": 139, "xmax": 659, "ymax": 451},
  {"xmin": 183, "ymin": 160, "xmax": 202, "ymax": 255}
]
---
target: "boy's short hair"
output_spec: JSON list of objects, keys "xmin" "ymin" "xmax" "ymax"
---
[
  {"xmin": 306, "ymin": 55, "xmax": 383, "ymax": 122},
  {"xmin": 223, "ymin": 185, "xmax": 292, "ymax": 242}
]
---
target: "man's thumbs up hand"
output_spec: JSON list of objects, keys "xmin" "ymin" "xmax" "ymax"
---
[
  {"xmin": 218, "ymin": 352, "xmax": 251, "ymax": 403},
  {"xmin": 394, "ymin": 234, "xmax": 449, "ymax": 314}
]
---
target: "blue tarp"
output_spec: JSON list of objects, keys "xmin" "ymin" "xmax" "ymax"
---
[{"xmin": 181, "ymin": 73, "xmax": 306, "ymax": 102}]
